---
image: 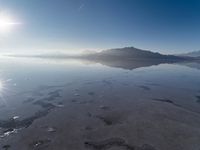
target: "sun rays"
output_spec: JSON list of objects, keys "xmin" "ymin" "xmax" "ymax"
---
[{"xmin": 0, "ymin": 12, "xmax": 21, "ymax": 34}]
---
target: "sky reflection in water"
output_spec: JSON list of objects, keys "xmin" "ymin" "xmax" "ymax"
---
[{"xmin": 0, "ymin": 57, "xmax": 200, "ymax": 122}]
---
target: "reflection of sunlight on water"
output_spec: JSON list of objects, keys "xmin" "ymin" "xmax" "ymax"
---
[
  {"xmin": 0, "ymin": 79, "xmax": 7, "ymax": 106},
  {"xmin": 1, "ymin": 55, "xmax": 97, "ymax": 66},
  {"xmin": 0, "ymin": 79, "xmax": 15, "ymax": 106}
]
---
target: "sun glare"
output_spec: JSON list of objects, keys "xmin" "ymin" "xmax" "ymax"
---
[{"xmin": 0, "ymin": 13, "xmax": 21, "ymax": 34}]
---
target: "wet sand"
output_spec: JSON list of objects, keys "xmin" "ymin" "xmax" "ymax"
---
[{"xmin": 1, "ymin": 83, "xmax": 200, "ymax": 150}]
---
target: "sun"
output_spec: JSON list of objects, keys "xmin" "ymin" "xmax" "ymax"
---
[{"xmin": 0, "ymin": 13, "xmax": 21, "ymax": 34}]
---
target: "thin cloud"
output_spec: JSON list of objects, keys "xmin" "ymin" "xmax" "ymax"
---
[{"xmin": 78, "ymin": 4, "xmax": 85, "ymax": 11}]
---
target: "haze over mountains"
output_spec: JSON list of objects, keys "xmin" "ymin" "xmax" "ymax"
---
[
  {"xmin": 180, "ymin": 50, "xmax": 200, "ymax": 57},
  {"xmin": 8, "ymin": 47, "xmax": 191, "ymax": 60},
  {"xmin": 6, "ymin": 47, "xmax": 200, "ymax": 64},
  {"xmin": 83, "ymin": 47, "xmax": 185, "ymax": 61},
  {"xmin": 80, "ymin": 47, "xmax": 190, "ymax": 70},
  {"xmin": 8, "ymin": 47, "xmax": 197, "ymax": 70}
]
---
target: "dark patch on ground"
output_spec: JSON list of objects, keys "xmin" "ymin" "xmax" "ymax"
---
[
  {"xmin": 152, "ymin": 98, "xmax": 181, "ymax": 107},
  {"xmin": 85, "ymin": 138, "xmax": 130, "ymax": 150},
  {"xmin": 42, "ymin": 89, "xmax": 62, "ymax": 101},
  {"xmin": 57, "ymin": 101, "xmax": 64, "ymax": 105},
  {"xmin": 0, "ymin": 89, "xmax": 63, "ymax": 137},
  {"xmin": 96, "ymin": 115, "xmax": 121, "ymax": 126},
  {"xmin": 87, "ymin": 112, "xmax": 92, "ymax": 117},
  {"xmin": 88, "ymin": 92, "xmax": 95, "ymax": 96},
  {"xmin": 2, "ymin": 145, "xmax": 11, "ymax": 150},
  {"xmin": 0, "ymin": 110, "xmax": 49, "ymax": 130},
  {"xmin": 141, "ymin": 144, "xmax": 158, "ymax": 150},
  {"xmin": 153, "ymin": 98, "xmax": 200, "ymax": 115},
  {"xmin": 23, "ymin": 97, "xmax": 35, "ymax": 103},
  {"xmin": 85, "ymin": 138, "xmax": 157, "ymax": 150},
  {"xmin": 99, "ymin": 106, "xmax": 110, "ymax": 111},
  {"xmin": 48, "ymin": 89, "xmax": 62, "ymax": 98},
  {"xmin": 33, "ymin": 100, "xmax": 55, "ymax": 109},
  {"xmin": 71, "ymin": 99, "xmax": 78, "ymax": 103},
  {"xmin": 138, "ymin": 85, "xmax": 151, "ymax": 91},
  {"xmin": 196, "ymin": 96, "xmax": 200, "ymax": 103},
  {"xmin": 153, "ymin": 98, "xmax": 174, "ymax": 104},
  {"xmin": 85, "ymin": 126, "xmax": 93, "ymax": 131},
  {"xmin": 97, "ymin": 116, "xmax": 113, "ymax": 125}
]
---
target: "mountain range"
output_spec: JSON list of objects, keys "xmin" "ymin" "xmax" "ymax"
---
[
  {"xmin": 179, "ymin": 50, "xmax": 200, "ymax": 57},
  {"xmin": 84, "ymin": 47, "xmax": 183, "ymax": 60},
  {"xmin": 7, "ymin": 46, "xmax": 200, "ymax": 70},
  {"xmin": 7, "ymin": 47, "xmax": 198, "ymax": 61}
]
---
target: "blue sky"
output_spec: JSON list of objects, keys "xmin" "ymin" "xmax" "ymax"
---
[{"xmin": 0, "ymin": 0, "xmax": 200, "ymax": 54}]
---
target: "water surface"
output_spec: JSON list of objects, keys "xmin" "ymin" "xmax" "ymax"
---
[{"xmin": 0, "ymin": 57, "xmax": 200, "ymax": 150}]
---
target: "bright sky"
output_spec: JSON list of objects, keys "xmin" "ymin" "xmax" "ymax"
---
[{"xmin": 0, "ymin": 0, "xmax": 200, "ymax": 54}]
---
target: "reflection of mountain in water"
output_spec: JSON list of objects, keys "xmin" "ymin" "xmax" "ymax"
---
[
  {"xmin": 91, "ymin": 59, "xmax": 178, "ymax": 70},
  {"xmin": 8, "ymin": 47, "xmax": 199, "ymax": 70},
  {"xmin": 178, "ymin": 61, "xmax": 200, "ymax": 70}
]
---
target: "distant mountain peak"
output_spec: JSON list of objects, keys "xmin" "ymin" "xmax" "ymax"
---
[{"xmin": 84, "ymin": 47, "xmax": 183, "ymax": 61}]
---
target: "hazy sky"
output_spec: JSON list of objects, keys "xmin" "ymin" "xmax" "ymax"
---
[{"xmin": 0, "ymin": 0, "xmax": 200, "ymax": 54}]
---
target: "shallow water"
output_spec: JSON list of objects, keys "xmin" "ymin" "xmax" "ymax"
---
[{"xmin": 0, "ymin": 57, "xmax": 200, "ymax": 150}]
